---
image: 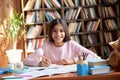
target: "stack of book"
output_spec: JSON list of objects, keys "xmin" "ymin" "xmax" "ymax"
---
[{"xmin": 87, "ymin": 58, "xmax": 111, "ymax": 75}]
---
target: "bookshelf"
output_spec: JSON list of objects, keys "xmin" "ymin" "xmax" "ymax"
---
[{"xmin": 21, "ymin": 0, "xmax": 120, "ymax": 58}]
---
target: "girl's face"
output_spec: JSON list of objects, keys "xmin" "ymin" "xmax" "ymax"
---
[{"xmin": 52, "ymin": 24, "xmax": 65, "ymax": 47}]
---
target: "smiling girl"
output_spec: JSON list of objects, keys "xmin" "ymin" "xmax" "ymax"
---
[{"xmin": 23, "ymin": 18, "xmax": 99, "ymax": 67}]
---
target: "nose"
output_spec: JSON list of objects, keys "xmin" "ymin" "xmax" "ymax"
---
[{"xmin": 56, "ymin": 31, "xmax": 61, "ymax": 36}]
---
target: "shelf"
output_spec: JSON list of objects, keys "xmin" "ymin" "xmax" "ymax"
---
[{"xmin": 21, "ymin": 0, "xmax": 120, "ymax": 58}]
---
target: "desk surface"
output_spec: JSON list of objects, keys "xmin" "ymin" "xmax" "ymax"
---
[
  {"xmin": 31, "ymin": 72, "xmax": 120, "ymax": 80},
  {"xmin": 0, "ymin": 72, "xmax": 120, "ymax": 80}
]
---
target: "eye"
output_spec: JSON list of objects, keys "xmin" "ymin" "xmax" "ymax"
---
[{"xmin": 60, "ymin": 29, "xmax": 65, "ymax": 32}]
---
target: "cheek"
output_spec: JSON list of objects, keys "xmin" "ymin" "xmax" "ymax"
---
[
  {"xmin": 52, "ymin": 33, "xmax": 57, "ymax": 38},
  {"xmin": 63, "ymin": 33, "xmax": 65, "ymax": 37},
  {"xmin": 62, "ymin": 32, "xmax": 65, "ymax": 36},
  {"xmin": 52, "ymin": 33, "xmax": 55, "ymax": 38}
]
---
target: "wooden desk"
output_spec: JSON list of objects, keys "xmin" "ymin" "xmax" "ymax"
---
[
  {"xmin": 0, "ymin": 72, "xmax": 120, "ymax": 80},
  {"xmin": 31, "ymin": 72, "xmax": 120, "ymax": 80}
]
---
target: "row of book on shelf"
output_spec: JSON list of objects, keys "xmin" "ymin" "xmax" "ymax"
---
[
  {"xmin": 104, "ymin": 19, "xmax": 118, "ymax": 30},
  {"xmin": 71, "ymin": 32, "xmax": 113, "ymax": 45},
  {"xmin": 27, "ymin": 38, "xmax": 44, "ymax": 51},
  {"xmin": 25, "ymin": 10, "xmax": 62, "ymax": 23},
  {"xmin": 26, "ymin": 19, "xmax": 118, "ymax": 38},
  {"xmin": 23, "ymin": 0, "xmax": 118, "ymax": 22},
  {"xmin": 68, "ymin": 18, "xmax": 118, "ymax": 33},
  {"xmin": 25, "ymin": 7, "xmax": 82, "ymax": 23},
  {"xmin": 24, "ymin": 0, "xmax": 98, "ymax": 10},
  {"xmin": 24, "ymin": 0, "xmax": 118, "ymax": 11},
  {"xmin": 104, "ymin": 32, "xmax": 113, "ymax": 43},
  {"xmin": 83, "ymin": 5, "xmax": 117, "ymax": 19},
  {"xmin": 27, "ymin": 25, "xmax": 43, "ymax": 38},
  {"xmin": 102, "ymin": 6, "xmax": 117, "ymax": 18}
]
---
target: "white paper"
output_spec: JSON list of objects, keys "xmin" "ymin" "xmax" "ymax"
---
[{"xmin": 20, "ymin": 64, "xmax": 77, "ymax": 79}]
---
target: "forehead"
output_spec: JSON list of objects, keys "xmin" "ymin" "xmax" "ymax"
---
[{"xmin": 53, "ymin": 24, "xmax": 64, "ymax": 30}]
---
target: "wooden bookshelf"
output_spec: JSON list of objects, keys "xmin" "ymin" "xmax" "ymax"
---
[{"xmin": 21, "ymin": 0, "xmax": 120, "ymax": 58}]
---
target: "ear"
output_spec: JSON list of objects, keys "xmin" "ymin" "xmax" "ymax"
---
[{"xmin": 109, "ymin": 41, "xmax": 114, "ymax": 46}]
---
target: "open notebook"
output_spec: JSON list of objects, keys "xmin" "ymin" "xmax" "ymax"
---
[{"xmin": 20, "ymin": 64, "xmax": 77, "ymax": 79}]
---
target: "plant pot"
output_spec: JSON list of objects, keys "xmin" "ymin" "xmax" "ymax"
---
[{"xmin": 6, "ymin": 49, "xmax": 23, "ymax": 64}]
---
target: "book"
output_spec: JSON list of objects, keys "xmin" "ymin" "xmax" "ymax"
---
[
  {"xmin": 20, "ymin": 64, "xmax": 77, "ymax": 79},
  {"xmin": 89, "ymin": 65, "xmax": 111, "ymax": 75},
  {"xmin": 75, "ymin": 7, "xmax": 82, "ymax": 19},
  {"xmin": 51, "ymin": 0, "xmax": 61, "ymax": 8},
  {"xmin": 24, "ymin": 0, "xmax": 35, "ymax": 10},
  {"xmin": 34, "ymin": 0, "xmax": 42, "ymax": 9},
  {"xmin": 44, "ymin": 0, "xmax": 51, "ymax": 8},
  {"xmin": 63, "ymin": 0, "xmax": 69, "ymax": 7},
  {"xmin": 87, "ymin": 58, "xmax": 108, "ymax": 66},
  {"xmin": 67, "ymin": 0, "xmax": 74, "ymax": 7}
]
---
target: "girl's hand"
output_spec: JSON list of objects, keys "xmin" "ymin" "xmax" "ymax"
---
[
  {"xmin": 57, "ymin": 59, "xmax": 75, "ymax": 65},
  {"xmin": 39, "ymin": 58, "xmax": 51, "ymax": 67}
]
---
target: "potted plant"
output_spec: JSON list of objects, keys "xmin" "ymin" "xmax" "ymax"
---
[{"xmin": 4, "ymin": 11, "xmax": 24, "ymax": 63}]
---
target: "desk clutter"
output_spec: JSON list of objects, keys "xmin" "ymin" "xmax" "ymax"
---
[
  {"xmin": 0, "ymin": 62, "xmax": 29, "ymax": 75},
  {"xmin": 87, "ymin": 58, "xmax": 111, "ymax": 75},
  {"xmin": 76, "ymin": 53, "xmax": 111, "ymax": 76},
  {"xmin": 0, "ymin": 59, "xmax": 111, "ymax": 79}
]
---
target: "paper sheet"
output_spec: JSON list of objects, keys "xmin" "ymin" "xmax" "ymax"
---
[{"xmin": 20, "ymin": 64, "xmax": 77, "ymax": 79}]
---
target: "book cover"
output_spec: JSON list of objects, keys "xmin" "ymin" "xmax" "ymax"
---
[
  {"xmin": 34, "ymin": 0, "xmax": 42, "ymax": 9},
  {"xmin": 24, "ymin": 0, "xmax": 35, "ymax": 10},
  {"xmin": 63, "ymin": 0, "xmax": 69, "ymax": 7},
  {"xmin": 87, "ymin": 58, "xmax": 108, "ymax": 66},
  {"xmin": 89, "ymin": 65, "xmax": 111, "ymax": 75},
  {"xmin": 51, "ymin": 0, "xmax": 61, "ymax": 8}
]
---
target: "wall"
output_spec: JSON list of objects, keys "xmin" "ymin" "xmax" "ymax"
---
[
  {"xmin": 0, "ymin": 0, "xmax": 22, "ymax": 50},
  {"xmin": 0, "ymin": 0, "xmax": 22, "ymax": 67}
]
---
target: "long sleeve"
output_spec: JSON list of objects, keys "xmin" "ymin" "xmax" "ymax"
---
[
  {"xmin": 23, "ymin": 40, "xmax": 99, "ymax": 66},
  {"xmin": 70, "ymin": 40, "xmax": 99, "ymax": 62},
  {"xmin": 23, "ymin": 51, "xmax": 43, "ymax": 67}
]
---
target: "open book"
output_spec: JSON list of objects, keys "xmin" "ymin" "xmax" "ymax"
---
[{"xmin": 19, "ymin": 64, "xmax": 77, "ymax": 79}]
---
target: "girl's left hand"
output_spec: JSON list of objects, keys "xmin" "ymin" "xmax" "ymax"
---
[{"xmin": 57, "ymin": 59, "xmax": 75, "ymax": 65}]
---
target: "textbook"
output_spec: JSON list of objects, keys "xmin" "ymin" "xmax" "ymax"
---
[
  {"xmin": 20, "ymin": 64, "xmax": 77, "ymax": 79},
  {"xmin": 87, "ymin": 58, "xmax": 108, "ymax": 66},
  {"xmin": 89, "ymin": 65, "xmax": 111, "ymax": 75}
]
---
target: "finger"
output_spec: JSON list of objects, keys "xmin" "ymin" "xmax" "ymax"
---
[
  {"xmin": 45, "ymin": 58, "xmax": 51, "ymax": 65},
  {"xmin": 58, "ymin": 60, "xmax": 66, "ymax": 65},
  {"xmin": 46, "ymin": 58, "xmax": 51, "ymax": 63},
  {"xmin": 41, "ymin": 61, "xmax": 49, "ymax": 67},
  {"xmin": 43, "ymin": 58, "xmax": 51, "ymax": 66},
  {"xmin": 62, "ymin": 59, "xmax": 68, "ymax": 64}
]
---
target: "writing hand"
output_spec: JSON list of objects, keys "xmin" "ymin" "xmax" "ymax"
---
[
  {"xmin": 57, "ymin": 59, "xmax": 75, "ymax": 65},
  {"xmin": 39, "ymin": 58, "xmax": 51, "ymax": 67}
]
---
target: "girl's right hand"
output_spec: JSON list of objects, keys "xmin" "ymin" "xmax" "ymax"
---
[{"xmin": 39, "ymin": 58, "xmax": 51, "ymax": 67}]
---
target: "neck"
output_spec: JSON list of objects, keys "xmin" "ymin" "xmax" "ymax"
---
[{"xmin": 54, "ymin": 42, "xmax": 64, "ymax": 47}]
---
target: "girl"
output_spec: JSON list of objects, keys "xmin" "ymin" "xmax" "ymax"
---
[{"xmin": 23, "ymin": 18, "xmax": 99, "ymax": 67}]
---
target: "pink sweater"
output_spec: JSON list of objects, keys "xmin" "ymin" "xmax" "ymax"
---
[{"xmin": 23, "ymin": 40, "xmax": 98, "ymax": 66}]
